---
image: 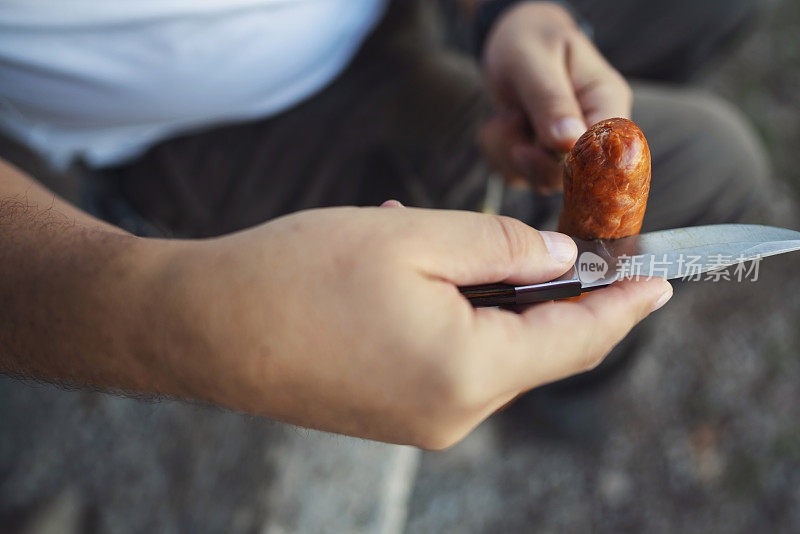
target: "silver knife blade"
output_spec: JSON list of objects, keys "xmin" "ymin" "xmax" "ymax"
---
[{"xmin": 574, "ymin": 224, "xmax": 800, "ymax": 288}]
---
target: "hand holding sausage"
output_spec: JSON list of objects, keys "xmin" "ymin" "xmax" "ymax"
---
[{"xmin": 479, "ymin": 2, "xmax": 632, "ymax": 192}]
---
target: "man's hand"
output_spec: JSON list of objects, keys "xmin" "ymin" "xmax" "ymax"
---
[
  {"xmin": 479, "ymin": 2, "xmax": 632, "ymax": 192},
  {"xmin": 161, "ymin": 205, "xmax": 671, "ymax": 449},
  {"xmin": 0, "ymin": 159, "xmax": 669, "ymax": 450}
]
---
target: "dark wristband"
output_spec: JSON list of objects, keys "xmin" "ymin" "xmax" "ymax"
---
[{"xmin": 473, "ymin": 0, "xmax": 594, "ymax": 57}]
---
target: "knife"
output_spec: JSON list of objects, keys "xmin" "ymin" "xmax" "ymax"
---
[{"xmin": 460, "ymin": 224, "xmax": 800, "ymax": 307}]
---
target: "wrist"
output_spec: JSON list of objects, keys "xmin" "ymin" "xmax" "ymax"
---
[
  {"xmin": 102, "ymin": 235, "xmax": 203, "ymax": 397},
  {"xmin": 134, "ymin": 238, "xmax": 226, "ymax": 403},
  {"xmin": 143, "ymin": 234, "xmax": 279, "ymax": 413}
]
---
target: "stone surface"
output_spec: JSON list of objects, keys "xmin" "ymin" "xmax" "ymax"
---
[{"xmin": 0, "ymin": 382, "xmax": 420, "ymax": 534}]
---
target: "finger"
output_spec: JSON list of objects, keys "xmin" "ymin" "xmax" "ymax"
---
[
  {"xmin": 480, "ymin": 111, "xmax": 565, "ymax": 191},
  {"xmin": 395, "ymin": 209, "xmax": 577, "ymax": 286},
  {"xmin": 479, "ymin": 110, "xmax": 532, "ymax": 181},
  {"xmin": 380, "ymin": 199, "xmax": 405, "ymax": 208},
  {"xmin": 510, "ymin": 143, "xmax": 564, "ymax": 193},
  {"xmin": 512, "ymin": 46, "xmax": 586, "ymax": 152},
  {"xmin": 472, "ymin": 277, "xmax": 672, "ymax": 394},
  {"xmin": 568, "ymin": 33, "xmax": 633, "ymax": 127}
]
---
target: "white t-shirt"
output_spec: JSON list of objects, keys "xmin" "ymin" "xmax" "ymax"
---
[{"xmin": 0, "ymin": 0, "xmax": 388, "ymax": 169}]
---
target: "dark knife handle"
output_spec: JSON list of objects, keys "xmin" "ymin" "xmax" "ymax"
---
[
  {"xmin": 458, "ymin": 283, "xmax": 518, "ymax": 307},
  {"xmin": 459, "ymin": 269, "xmax": 583, "ymax": 307}
]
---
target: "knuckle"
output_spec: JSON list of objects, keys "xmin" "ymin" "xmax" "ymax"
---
[
  {"xmin": 490, "ymin": 215, "xmax": 533, "ymax": 267},
  {"xmin": 537, "ymin": 31, "xmax": 564, "ymax": 50},
  {"xmin": 402, "ymin": 397, "xmax": 476, "ymax": 451},
  {"xmin": 548, "ymin": 306, "xmax": 607, "ymax": 373},
  {"xmin": 427, "ymin": 354, "xmax": 481, "ymax": 410},
  {"xmin": 409, "ymin": 336, "xmax": 489, "ymax": 416},
  {"xmin": 575, "ymin": 319, "xmax": 607, "ymax": 371},
  {"xmin": 608, "ymin": 73, "xmax": 633, "ymax": 111},
  {"xmin": 536, "ymin": 91, "xmax": 579, "ymax": 115},
  {"xmin": 405, "ymin": 406, "xmax": 475, "ymax": 451},
  {"xmin": 618, "ymin": 79, "xmax": 633, "ymax": 107},
  {"xmin": 619, "ymin": 77, "xmax": 633, "ymax": 98},
  {"xmin": 576, "ymin": 302, "xmax": 634, "ymax": 372},
  {"xmin": 411, "ymin": 427, "xmax": 462, "ymax": 451},
  {"xmin": 566, "ymin": 304, "xmax": 611, "ymax": 372},
  {"xmin": 581, "ymin": 346, "xmax": 608, "ymax": 372},
  {"xmin": 401, "ymin": 316, "xmax": 482, "ymax": 411}
]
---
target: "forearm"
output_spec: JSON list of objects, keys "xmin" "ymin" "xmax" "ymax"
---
[{"xmin": 0, "ymin": 159, "xmax": 184, "ymax": 395}]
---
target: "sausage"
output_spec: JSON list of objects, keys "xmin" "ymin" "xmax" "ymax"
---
[{"xmin": 558, "ymin": 117, "xmax": 651, "ymax": 240}]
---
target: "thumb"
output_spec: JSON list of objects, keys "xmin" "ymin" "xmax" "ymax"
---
[
  {"xmin": 514, "ymin": 52, "xmax": 586, "ymax": 152},
  {"xmin": 398, "ymin": 209, "xmax": 577, "ymax": 286}
]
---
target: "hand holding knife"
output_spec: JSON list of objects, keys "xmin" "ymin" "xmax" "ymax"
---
[{"xmin": 461, "ymin": 224, "xmax": 800, "ymax": 307}]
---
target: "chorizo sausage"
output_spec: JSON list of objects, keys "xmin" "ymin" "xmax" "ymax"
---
[{"xmin": 558, "ymin": 117, "xmax": 651, "ymax": 240}]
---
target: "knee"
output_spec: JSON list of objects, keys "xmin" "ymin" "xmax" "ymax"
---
[
  {"xmin": 678, "ymin": 92, "xmax": 769, "ymax": 221},
  {"xmin": 635, "ymin": 85, "xmax": 770, "ymax": 228}
]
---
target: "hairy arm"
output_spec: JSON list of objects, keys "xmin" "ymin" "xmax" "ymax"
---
[{"xmin": 0, "ymin": 158, "xmax": 183, "ymax": 394}]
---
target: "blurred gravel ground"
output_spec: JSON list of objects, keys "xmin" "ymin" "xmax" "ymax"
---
[{"xmin": 406, "ymin": 1, "xmax": 800, "ymax": 532}]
